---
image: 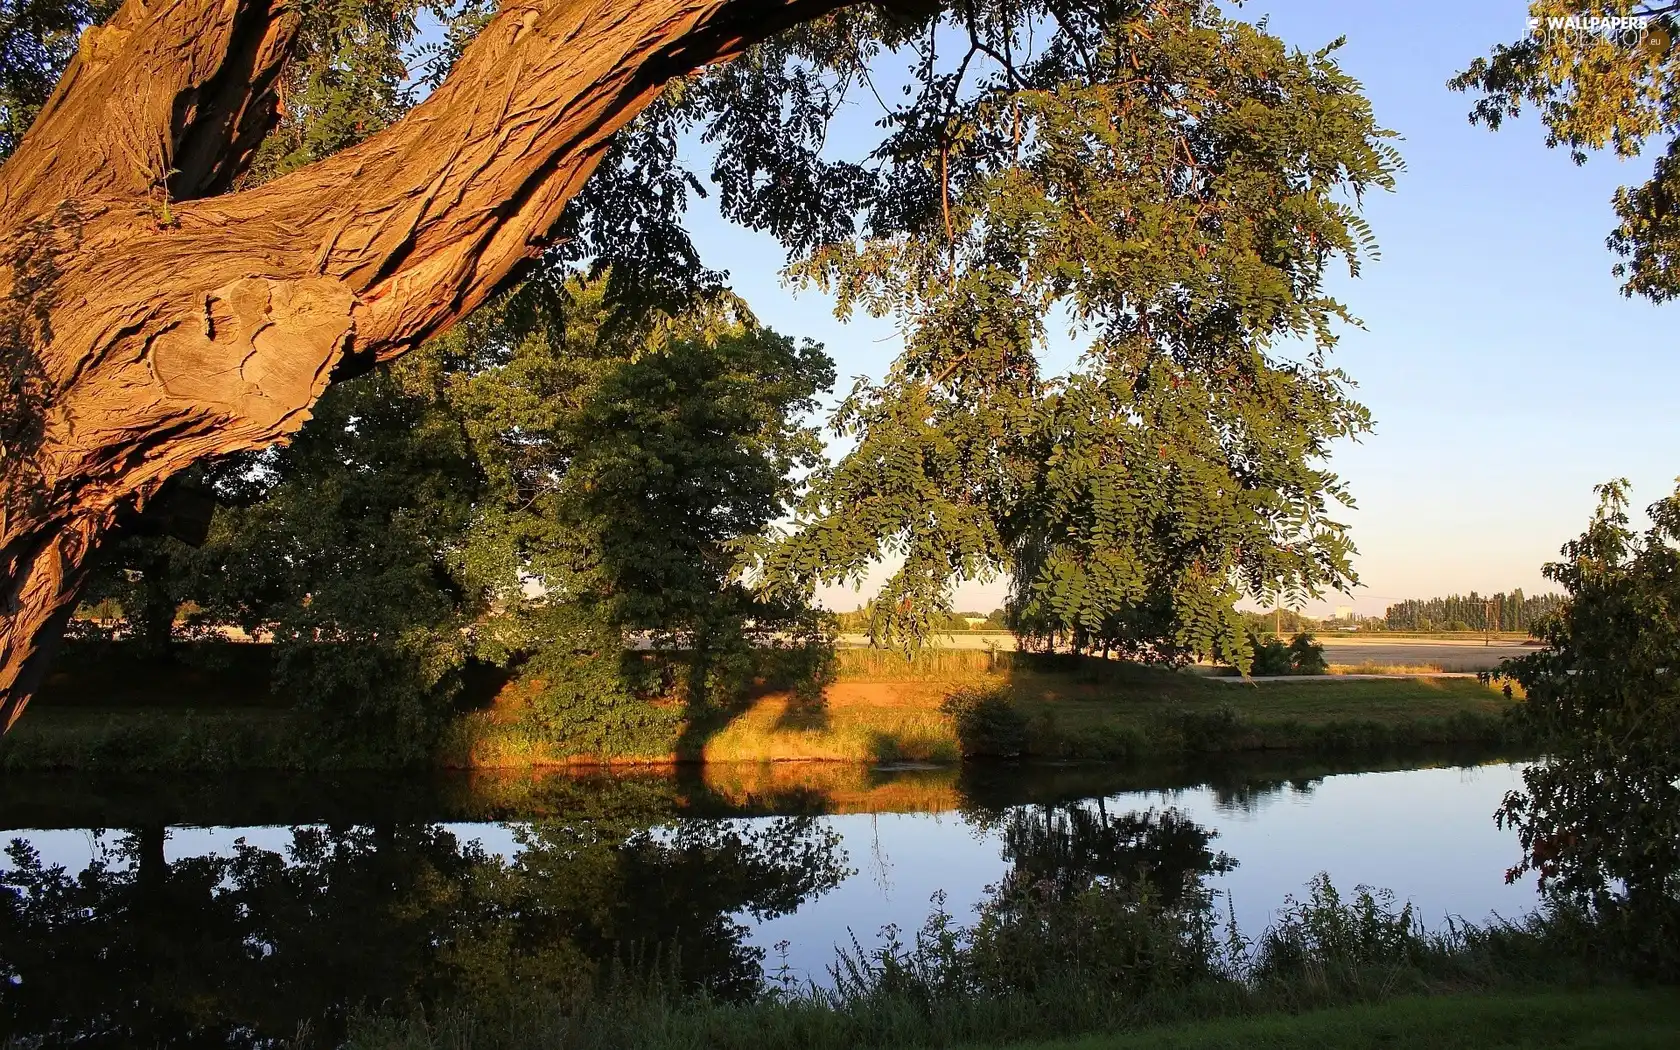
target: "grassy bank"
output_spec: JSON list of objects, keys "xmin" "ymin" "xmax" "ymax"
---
[
  {"xmin": 0, "ymin": 645, "xmax": 1524, "ymax": 771},
  {"xmin": 349, "ymin": 986, "xmax": 1679, "ymax": 1050},
  {"xmin": 1003, "ymin": 988, "xmax": 1680, "ymax": 1050},
  {"xmin": 451, "ymin": 651, "xmax": 1520, "ymax": 768},
  {"xmin": 342, "ymin": 870, "xmax": 1656, "ymax": 1050}
]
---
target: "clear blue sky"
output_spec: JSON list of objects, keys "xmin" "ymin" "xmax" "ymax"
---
[{"xmin": 675, "ymin": 1, "xmax": 1680, "ymax": 616}]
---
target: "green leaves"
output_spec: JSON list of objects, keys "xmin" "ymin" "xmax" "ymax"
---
[
  {"xmin": 765, "ymin": 1, "xmax": 1390, "ymax": 663},
  {"xmin": 1495, "ymin": 479, "xmax": 1680, "ymax": 964},
  {"xmin": 63, "ymin": 0, "xmax": 1398, "ymax": 715}
]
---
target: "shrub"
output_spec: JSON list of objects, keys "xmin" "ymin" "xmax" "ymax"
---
[
  {"xmin": 939, "ymin": 687, "xmax": 1030, "ymax": 757},
  {"xmin": 1246, "ymin": 632, "xmax": 1295, "ymax": 676},
  {"xmin": 1254, "ymin": 873, "xmax": 1427, "ymax": 981},
  {"xmin": 1494, "ymin": 480, "xmax": 1680, "ymax": 978},
  {"xmin": 1288, "ymin": 633, "xmax": 1328, "ymax": 675}
]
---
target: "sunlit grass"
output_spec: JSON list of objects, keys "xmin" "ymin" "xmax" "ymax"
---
[
  {"xmin": 1328, "ymin": 662, "xmax": 1450, "ymax": 674},
  {"xmin": 4, "ymin": 650, "xmax": 1526, "ymax": 771},
  {"xmin": 699, "ymin": 686, "xmax": 962, "ymax": 764},
  {"xmin": 445, "ymin": 668, "xmax": 1520, "ymax": 768}
]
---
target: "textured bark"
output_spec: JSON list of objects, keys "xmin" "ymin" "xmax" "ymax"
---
[{"xmin": 0, "ymin": 0, "xmax": 865, "ymax": 729}]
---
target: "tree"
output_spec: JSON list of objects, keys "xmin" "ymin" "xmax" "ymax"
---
[
  {"xmin": 1493, "ymin": 480, "xmax": 1680, "ymax": 968},
  {"xmin": 0, "ymin": 0, "xmax": 1396, "ymax": 727},
  {"xmin": 1453, "ymin": 2, "xmax": 1680, "ymax": 300},
  {"xmin": 759, "ymin": 12, "xmax": 1395, "ymax": 666},
  {"xmin": 150, "ymin": 279, "xmax": 834, "ymax": 758},
  {"xmin": 0, "ymin": 0, "xmax": 859, "ymax": 727},
  {"xmin": 448, "ymin": 282, "xmax": 835, "ymax": 746}
]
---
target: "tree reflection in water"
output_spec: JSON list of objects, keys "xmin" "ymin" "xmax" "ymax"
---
[
  {"xmin": 0, "ymin": 814, "xmax": 846, "ymax": 1046},
  {"xmin": 0, "ymin": 768, "xmax": 1259, "ymax": 1047},
  {"xmin": 991, "ymin": 801, "xmax": 1235, "ymax": 909}
]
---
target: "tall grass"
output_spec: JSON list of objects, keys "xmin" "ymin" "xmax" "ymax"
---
[{"xmin": 344, "ymin": 874, "xmax": 1620, "ymax": 1050}]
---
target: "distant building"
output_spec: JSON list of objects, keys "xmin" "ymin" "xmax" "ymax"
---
[
  {"xmin": 963, "ymin": 616, "xmax": 990, "ymax": 628},
  {"xmin": 1333, "ymin": 605, "xmax": 1353, "ymax": 621}
]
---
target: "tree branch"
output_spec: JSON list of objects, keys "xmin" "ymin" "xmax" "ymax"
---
[
  {"xmin": 0, "ymin": 0, "xmax": 903, "ymax": 725},
  {"xmin": 0, "ymin": 0, "xmax": 300, "ymax": 212},
  {"xmin": 171, "ymin": 0, "xmax": 866, "ymax": 357}
]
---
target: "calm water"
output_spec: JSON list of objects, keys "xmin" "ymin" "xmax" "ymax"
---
[{"xmin": 0, "ymin": 749, "xmax": 1540, "ymax": 1045}]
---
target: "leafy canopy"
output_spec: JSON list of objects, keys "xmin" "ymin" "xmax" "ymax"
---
[{"xmin": 732, "ymin": 4, "xmax": 1396, "ymax": 663}]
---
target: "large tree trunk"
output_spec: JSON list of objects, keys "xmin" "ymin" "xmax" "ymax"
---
[{"xmin": 0, "ymin": 0, "xmax": 863, "ymax": 730}]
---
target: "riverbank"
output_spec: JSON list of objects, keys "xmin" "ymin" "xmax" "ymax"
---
[
  {"xmin": 0, "ymin": 645, "xmax": 1524, "ymax": 772},
  {"xmin": 995, "ymin": 988, "xmax": 1680, "ymax": 1050},
  {"xmin": 347, "ymin": 986, "xmax": 1680, "ymax": 1050},
  {"xmin": 339, "ymin": 865, "xmax": 1663, "ymax": 1050}
]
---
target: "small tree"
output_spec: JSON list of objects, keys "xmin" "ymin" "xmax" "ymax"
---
[
  {"xmin": 1287, "ymin": 632, "xmax": 1327, "ymax": 675},
  {"xmin": 1495, "ymin": 479, "xmax": 1680, "ymax": 969}
]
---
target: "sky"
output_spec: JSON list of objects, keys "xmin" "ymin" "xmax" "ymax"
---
[{"xmin": 672, "ymin": 1, "xmax": 1680, "ymax": 617}]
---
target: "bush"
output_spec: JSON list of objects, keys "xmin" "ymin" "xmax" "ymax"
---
[
  {"xmin": 1254, "ymin": 873, "xmax": 1428, "ymax": 981},
  {"xmin": 1247, "ymin": 632, "xmax": 1295, "ymax": 676},
  {"xmin": 1245, "ymin": 632, "xmax": 1323, "ymax": 676},
  {"xmin": 1288, "ymin": 633, "xmax": 1328, "ymax": 675},
  {"xmin": 939, "ymin": 687, "xmax": 1030, "ymax": 757},
  {"xmin": 1493, "ymin": 480, "xmax": 1680, "ymax": 978},
  {"xmin": 1164, "ymin": 703, "xmax": 1249, "ymax": 751}
]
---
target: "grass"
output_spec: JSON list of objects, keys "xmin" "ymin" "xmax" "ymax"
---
[
  {"xmin": 0, "ymin": 706, "xmax": 303, "ymax": 771},
  {"xmin": 1002, "ymin": 988, "xmax": 1680, "ymax": 1050},
  {"xmin": 4, "ymin": 644, "xmax": 1525, "ymax": 771},
  {"xmin": 343, "ymin": 868, "xmax": 1666, "ymax": 1050},
  {"xmin": 443, "ymin": 666, "xmax": 1520, "ymax": 767}
]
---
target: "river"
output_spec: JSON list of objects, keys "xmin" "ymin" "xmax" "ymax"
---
[{"xmin": 0, "ymin": 748, "xmax": 1541, "ymax": 1044}]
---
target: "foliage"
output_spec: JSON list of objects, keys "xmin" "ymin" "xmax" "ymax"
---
[
  {"xmin": 1246, "ymin": 633, "xmax": 1294, "ymax": 677},
  {"xmin": 1244, "ymin": 632, "xmax": 1325, "ymax": 676},
  {"xmin": 72, "ymin": 278, "xmax": 829, "ymax": 759},
  {"xmin": 31, "ymin": 0, "xmax": 1401, "ymax": 736},
  {"xmin": 341, "ymin": 864, "xmax": 1628, "ymax": 1050},
  {"xmin": 1288, "ymin": 633, "xmax": 1328, "ymax": 675},
  {"xmin": 753, "ymin": 2, "xmax": 1396, "ymax": 666},
  {"xmin": 1491, "ymin": 479, "xmax": 1680, "ymax": 972},
  {"xmin": 182, "ymin": 361, "xmax": 483, "ymax": 762},
  {"xmin": 1253, "ymin": 873, "xmax": 1427, "ymax": 979},
  {"xmin": 443, "ymin": 285, "xmax": 835, "ymax": 745},
  {"xmin": 1452, "ymin": 2, "xmax": 1680, "ymax": 300},
  {"xmin": 939, "ymin": 686, "xmax": 1029, "ymax": 757}
]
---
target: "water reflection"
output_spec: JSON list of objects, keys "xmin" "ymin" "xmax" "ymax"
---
[
  {"xmin": 0, "ymin": 747, "xmax": 1528, "ymax": 1046},
  {"xmin": 1, "ymin": 816, "xmax": 845, "ymax": 1045},
  {"xmin": 992, "ymin": 803, "xmax": 1235, "ymax": 908}
]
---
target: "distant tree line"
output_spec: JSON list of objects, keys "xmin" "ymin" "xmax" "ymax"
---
[{"xmin": 1382, "ymin": 591, "xmax": 1564, "ymax": 633}]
